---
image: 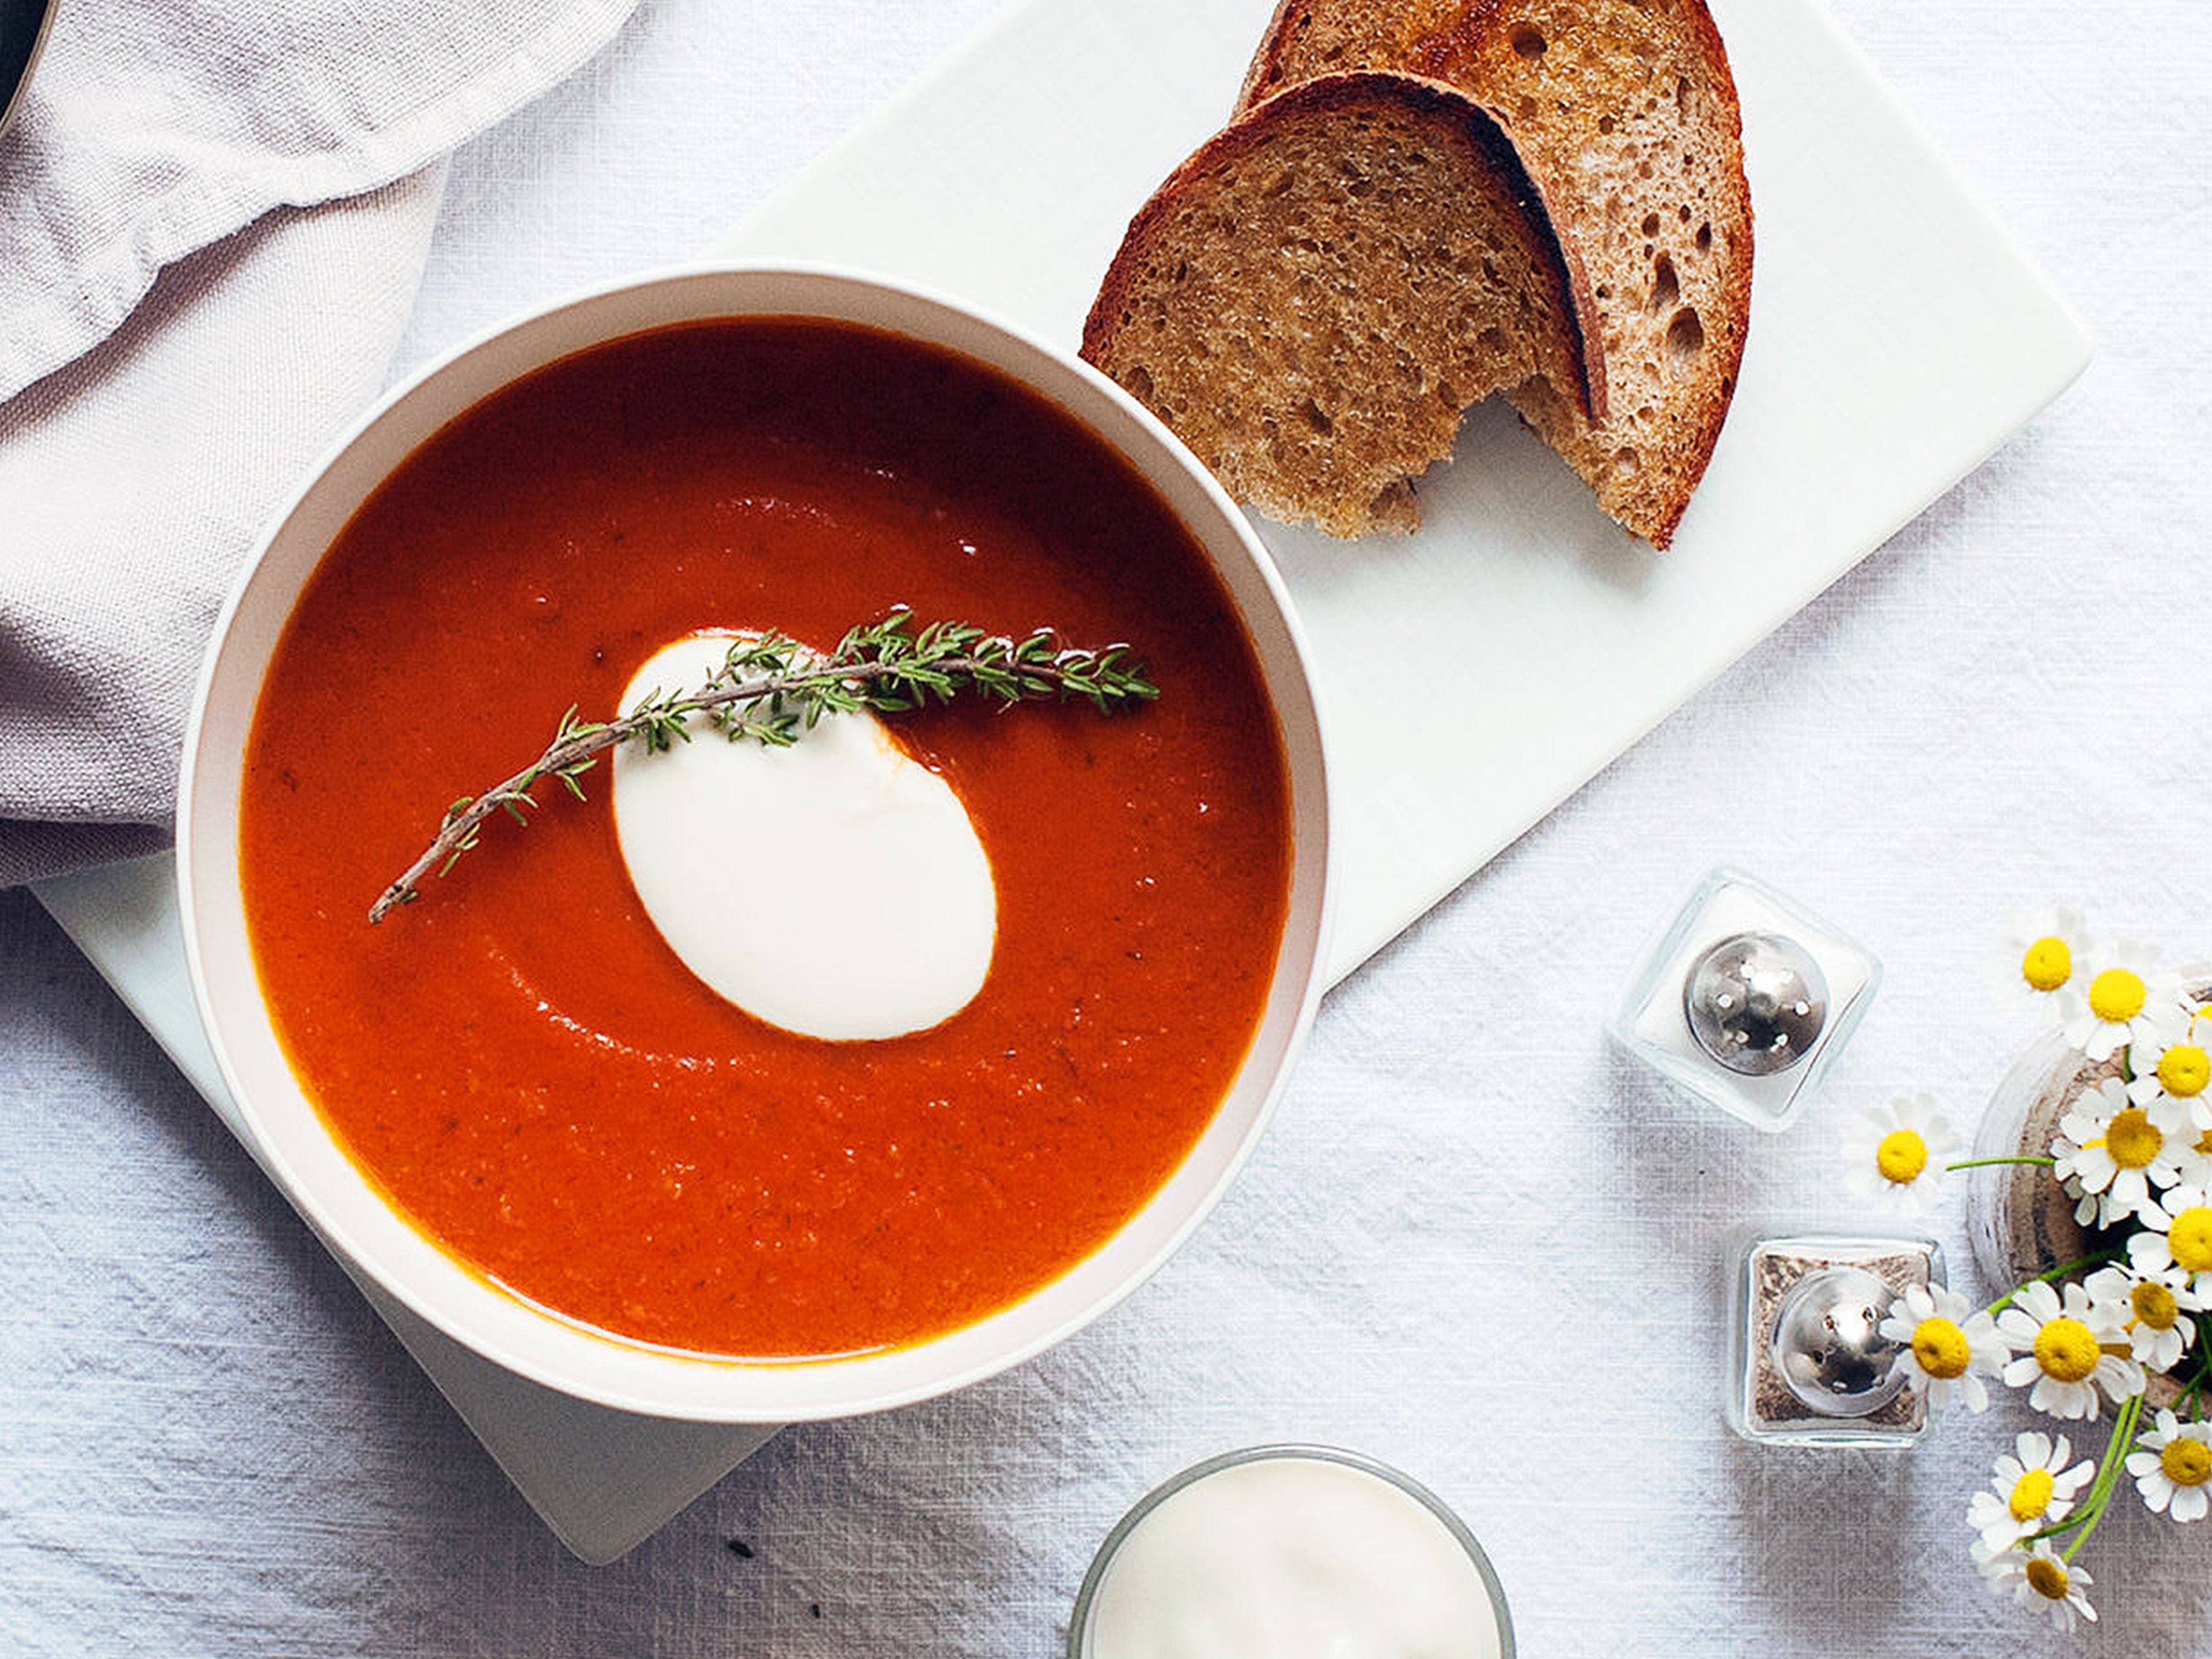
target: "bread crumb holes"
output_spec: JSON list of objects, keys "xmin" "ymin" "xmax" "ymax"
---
[{"xmin": 1667, "ymin": 306, "xmax": 1705, "ymax": 363}]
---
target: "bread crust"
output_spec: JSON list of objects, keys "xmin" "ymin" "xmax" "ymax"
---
[
  {"xmin": 1081, "ymin": 71, "xmax": 1608, "ymax": 537},
  {"xmin": 1085, "ymin": 71, "xmax": 1604, "ymax": 421},
  {"xmin": 1237, "ymin": 0, "xmax": 1752, "ymax": 548}
]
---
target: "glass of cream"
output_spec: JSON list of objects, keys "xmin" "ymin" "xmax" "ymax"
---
[{"xmin": 1069, "ymin": 1445, "xmax": 1515, "ymax": 1659}]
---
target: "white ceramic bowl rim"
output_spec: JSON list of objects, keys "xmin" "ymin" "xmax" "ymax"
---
[{"xmin": 177, "ymin": 260, "xmax": 1333, "ymax": 1422}]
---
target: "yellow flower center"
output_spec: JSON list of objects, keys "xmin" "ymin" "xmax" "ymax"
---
[
  {"xmin": 2171, "ymin": 1207, "xmax": 2212, "ymax": 1274},
  {"xmin": 2131, "ymin": 1280, "xmax": 2181, "ymax": 1331},
  {"xmin": 2197, "ymin": 1127, "xmax": 2212, "ymax": 1160},
  {"xmin": 1911, "ymin": 1316, "xmax": 1971, "ymax": 1380},
  {"xmin": 2104, "ymin": 1107, "xmax": 2163, "ymax": 1169},
  {"xmin": 2088, "ymin": 967, "xmax": 2147, "ymax": 1023},
  {"xmin": 2008, "ymin": 1467, "xmax": 2056, "ymax": 1522},
  {"xmin": 1876, "ymin": 1128, "xmax": 1929, "ymax": 1185},
  {"xmin": 2033, "ymin": 1316, "xmax": 2102, "ymax": 1384},
  {"xmin": 2160, "ymin": 1043, "xmax": 2211, "ymax": 1099},
  {"xmin": 2162, "ymin": 1438, "xmax": 2212, "ymax": 1488},
  {"xmin": 2024, "ymin": 1556, "xmax": 2071, "ymax": 1603},
  {"xmin": 2021, "ymin": 937, "xmax": 2072, "ymax": 993}
]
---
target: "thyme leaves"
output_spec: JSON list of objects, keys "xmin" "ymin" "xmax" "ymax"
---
[{"xmin": 368, "ymin": 611, "xmax": 1155, "ymax": 924}]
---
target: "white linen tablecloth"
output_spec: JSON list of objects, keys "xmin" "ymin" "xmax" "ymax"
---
[{"xmin": 6, "ymin": 0, "xmax": 2212, "ymax": 1653}]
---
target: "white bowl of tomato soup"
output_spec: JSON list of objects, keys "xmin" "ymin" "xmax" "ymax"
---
[{"xmin": 178, "ymin": 265, "xmax": 1331, "ymax": 1421}]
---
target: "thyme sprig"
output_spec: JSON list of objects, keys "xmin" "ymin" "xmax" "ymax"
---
[{"xmin": 368, "ymin": 609, "xmax": 1156, "ymax": 923}]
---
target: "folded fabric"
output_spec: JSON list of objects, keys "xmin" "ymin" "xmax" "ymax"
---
[
  {"xmin": 0, "ymin": 172, "xmax": 447, "ymax": 885},
  {"xmin": 0, "ymin": 0, "xmax": 639, "ymax": 887},
  {"xmin": 0, "ymin": 0, "xmax": 638, "ymax": 403}
]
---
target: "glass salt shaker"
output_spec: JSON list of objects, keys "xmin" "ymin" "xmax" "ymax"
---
[{"xmin": 1609, "ymin": 866, "xmax": 1880, "ymax": 1131}]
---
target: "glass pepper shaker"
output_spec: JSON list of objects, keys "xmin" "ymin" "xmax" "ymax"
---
[{"xmin": 1725, "ymin": 1230, "xmax": 1943, "ymax": 1448}]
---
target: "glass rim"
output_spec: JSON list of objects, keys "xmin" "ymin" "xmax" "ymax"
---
[{"xmin": 1066, "ymin": 1442, "xmax": 1516, "ymax": 1659}]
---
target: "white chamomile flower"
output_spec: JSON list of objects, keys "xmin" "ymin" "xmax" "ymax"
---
[
  {"xmin": 1980, "ymin": 1541, "xmax": 2096, "ymax": 1631},
  {"xmin": 2128, "ymin": 999, "xmax": 2212, "ymax": 1109},
  {"xmin": 1966, "ymin": 1431, "xmax": 2095, "ymax": 1559},
  {"xmin": 1998, "ymin": 907, "xmax": 2088, "ymax": 1016},
  {"xmin": 1878, "ymin": 1282, "xmax": 2005, "ymax": 1413},
  {"xmin": 2164, "ymin": 1103, "xmax": 2212, "ymax": 1194},
  {"xmin": 2050, "ymin": 1077, "xmax": 2192, "ymax": 1228},
  {"xmin": 2059, "ymin": 941, "xmax": 2173, "ymax": 1061},
  {"xmin": 2127, "ymin": 1408, "xmax": 2212, "ymax": 1522},
  {"xmin": 2127, "ymin": 1185, "xmax": 2212, "ymax": 1301},
  {"xmin": 1842, "ymin": 1093, "xmax": 1961, "ymax": 1216},
  {"xmin": 2084, "ymin": 1263, "xmax": 2198, "ymax": 1372},
  {"xmin": 1995, "ymin": 1278, "xmax": 2145, "ymax": 1421}
]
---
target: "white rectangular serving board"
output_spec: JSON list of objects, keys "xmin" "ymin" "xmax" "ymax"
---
[
  {"xmin": 35, "ymin": 0, "xmax": 2090, "ymax": 1563},
  {"xmin": 719, "ymin": 0, "xmax": 2090, "ymax": 978}
]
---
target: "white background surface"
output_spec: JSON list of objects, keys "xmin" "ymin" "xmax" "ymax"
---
[{"xmin": 5, "ymin": 0, "xmax": 2211, "ymax": 1653}]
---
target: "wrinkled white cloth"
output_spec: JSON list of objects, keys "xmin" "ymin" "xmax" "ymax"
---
[
  {"xmin": 0, "ymin": 0, "xmax": 639, "ymax": 401},
  {"xmin": 0, "ymin": 0, "xmax": 639, "ymax": 886}
]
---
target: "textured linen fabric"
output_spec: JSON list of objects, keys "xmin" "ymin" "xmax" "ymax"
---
[
  {"xmin": 0, "ymin": 174, "xmax": 445, "ymax": 881},
  {"xmin": 7, "ymin": 0, "xmax": 2212, "ymax": 1656},
  {"xmin": 0, "ymin": 0, "xmax": 639, "ymax": 402},
  {"xmin": 0, "ymin": 0, "xmax": 639, "ymax": 885}
]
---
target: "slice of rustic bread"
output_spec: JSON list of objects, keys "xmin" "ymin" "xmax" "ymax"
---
[
  {"xmin": 1081, "ymin": 71, "xmax": 1604, "ymax": 539},
  {"xmin": 1239, "ymin": 0, "xmax": 1752, "ymax": 548}
]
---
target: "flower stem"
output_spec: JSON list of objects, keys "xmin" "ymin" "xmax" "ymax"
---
[
  {"xmin": 2176, "ymin": 1345, "xmax": 2212, "ymax": 1421},
  {"xmin": 1983, "ymin": 1253, "xmax": 2120, "ymax": 1318},
  {"xmin": 2056, "ymin": 1390, "xmax": 2144, "ymax": 1565},
  {"xmin": 1944, "ymin": 1154, "xmax": 2058, "ymax": 1172},
  {"xmin": 1937, "ymin": 1159, "xmax": 2052, "ymax": 1176}
]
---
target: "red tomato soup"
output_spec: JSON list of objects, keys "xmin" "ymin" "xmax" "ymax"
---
[{"xmin": 240, "ymin": 318, "xmax": 1293, "ymax": 1359}]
